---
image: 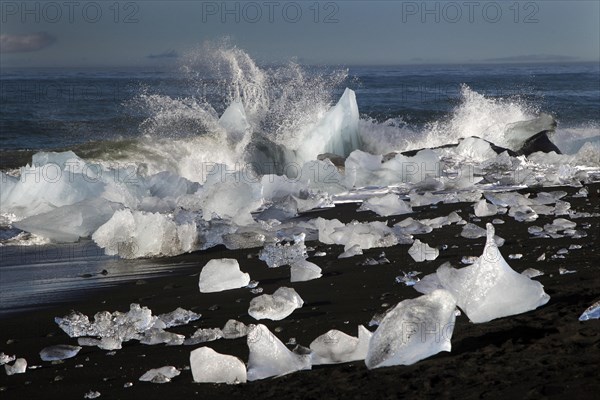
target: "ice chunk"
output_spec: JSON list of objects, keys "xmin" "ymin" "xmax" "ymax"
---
[
  {"xmin": 4, "ymin": 358, "xmax": 27, "ymax": 375},
  {"xmin": 509, "ymin": 205, "xmax": 538, "ymax": 222},
  {"xmin": 259, "ymin": 233, "xmax": 308, "ymax": 268},
  {"xmin": 338, "ymin": 244, "xmax": 363, "ymax": 259},
  {"xmin": 39, "ymin": 345, "xmax": 82, "ymax": 361},
  {"xmin": 83, "ymin": 391, "xmax": 101, "ymax": 399},
  {"xmin": 544, "ymin": 218, "xmax": 576, "ymax": 233},
  {"xmin": 473, "ymin": 199, "xmax": 498, "ymax": 217},
  {"xmin": 296, "ymin": 88, "xmax": 360, "ymax": 163},
  {"xmin": 139, "ymin": 366, "xmax": 180, "ymax": 383},
  {"xmin": 200, "ymin": 179, "xmax": 262, "ymax": 225},
  {"xmin": 184, "ymin": 328, "xmax": 223, "ymax": 345},
  {"xmin": 199, "ymin": 259, "xmax": 250, "ymax": 293},
  {"xmin": 55, "ymin": 304, "xmax": 158, "ymax": 349},
  {"xmin": 436, "ymin": 223, "xmax": 550, "ymax": 323},
  {"xmin": 461, "ymin": 223, "xmax": 504, "ymax": 246},
  {"xmin": 0, "ymin": 353, "xmax": 16, "ymax": 366},
  {"xmin": 13, "ymin": 198, "xmax": 120, "ymax": 242},
  {"xmin": 312, "ymin": 217, "xmax": 345, "ymax": 244},
  {"xmin": 408, "ymin": 240, "xmax": 439, "ymax": 262},
  {"xmin": 578, "ymin": 301, "xmax": 600, "ymax": 321},
  {"xmin": 521, "ymin": 268, "xmax": 544, "ymax": 278},
  {"xmin": 358, "ymin": 194, "xmax": 412, "ymax": 217},
  {"xmin": 412, "ymin": 272, "xmax": 444, "ymax": 294},
  {"xmin": 92, "ymin": 209, "xmax": 197, "ymax": 259},
  {"xmin": 310, "ymin": 326, "xmax": 372, "ymax": 365},
  {"xmin": 190, "ymin": 347, "xmax": 247, "ymax": 384},
  {"xmin": 329, "ymin": 221, "xmax": 398, "ymax": 251},
  {"xmin": 290, "ymin": 260, "xmax": 322, "ymax": 282},
  {"xmin": 365, "ymin": 290, "xmax": 457, "ymax": 368},
  {"xmin": 157, "ymin": 308, "xmax": 201, "ymax": 328},
  {"xmin": 246, "ymin": 324, "xmax": 311, "ymax": 381},
  {"xmin": 248, "ymin": 287, "xmax": 304, "ymax": 321},
  {"xmin": 394, "ymin": 218, "xmax": 433, "ymax": 235},
  {"xmin": 395, "ymin": 271, "xmax": 421, "ymax": 286},
  {"xmin": 140, "ymin": 329, "xmax": 185, "ymax": 346},
  {"xmin": 222, "ymin": 320, "xmax": 249, "ymax": 339}
]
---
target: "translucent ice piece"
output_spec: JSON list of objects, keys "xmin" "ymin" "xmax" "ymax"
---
[
  {"xmin": 246, "ymin": 324, "xmax": 311, "ymax": 381},
  {"xmin": 199, "ymin": 259, "xmax": 251, "ymax": 293},
  {"xmin": 338, "ymin": 244, "xmax": 363, "ymax": 259},
  {"xmin": 578, "ymin": 301, "xmax": 600, "ymax": 321},
  {"xmin": 259, "ymin": 233, "xmax": 308, "ymax": 268},
  {"xmin": 248, "ymin": 287, "xmax": 304, "ymax": 321},
  {"xmin": 290, "ymin": 260, "xmax": 322, "ymax": 282},
  {"xmin": 408, "ymin": 240, "xmax": 439, "ymax": 262},
  {"xmin": 473, "ymin": 199, "xmax": 498, "ymax": 217},
  {"xmin": 310, "ymin": 325, "xmax": 372, "ymax": 365},
  {"xmin": 184, "ymin": 328, "xmax": 223, "ymax": 345},
  {"xmin": 358, "ymin": 194, "xmax": 413, "ymax": 217},
  {"xmin": 4, "ymin": 358, "xmax": 27, "ymax": 375},
  {"xmin": 139, "ymin": 366, "xmax": 180, "ymax": 383},
  {"xmin": 39, "ymin": 345, "xmax": 82, "ymax": 361},
  {"xmin": 437, "ymin": 223, "xmax": 550, "ymax": 323},
  {"xmin": 365, "ymin": 290, "xmax": 457, "ymax": 368},
  {"xmin": 157, "ymin": 308, "xmax": 201, "ymax": 328},
  {"xmin": 222, "ymin": 320, "xmax": 249, "ymax": 339},
  {"xmin": 190, "ymin": 347, "xmax": 247, "ymax": 384}
]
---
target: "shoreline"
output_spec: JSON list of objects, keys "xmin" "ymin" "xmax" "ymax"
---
[{"xmin": 0, "ymin": 183, "xmax": 598, "ymax": 399}]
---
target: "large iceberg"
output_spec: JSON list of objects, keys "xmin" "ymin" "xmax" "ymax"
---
[
  {"xmin": 436, "ymin": 223, "xmax": 550, "ymax": 323},
  {"xmin": 198, "ymin": 258, "xmax": 250, "ymax": 293},
  {"xmin": 246, "ymin": 324, "xmax": 311, "ymax": 381},
  {"xmin": 365, "ymin": 289, "xmax": 457, "ymax": 368},
  {"xmin": 310, "ymin": 326, "xmax": 371, "ymax": 365},
  {"xmin": 190, "ymin": 347, "xmax": 247, "ymax": 384}
]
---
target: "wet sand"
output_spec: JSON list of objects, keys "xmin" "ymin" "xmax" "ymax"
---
[{"xmin": 0, "ymin": 183, "xmax": 599, "ymax": 399}]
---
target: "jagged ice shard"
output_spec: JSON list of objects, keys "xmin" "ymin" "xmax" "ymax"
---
[
  {"xmin": 246, "ymin": 324, "xmax": 311, "ymax": 381},
  {"xmin": 436, "ymin": 223, "xmax": 550, "ymax": 323},
  {"xmin": 198, "ymin": 258, "xmax": 251, "ymax": 293},
  {"xmin": 365, "ymin": 289, "xmax": 457, "ymax": 369}
]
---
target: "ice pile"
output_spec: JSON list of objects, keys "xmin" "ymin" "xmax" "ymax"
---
[
  {"xmin": 55, "ymin": 304, "xmax": 197, "ymax": 350},
  {"xmin": 39, "ymin": 345, "xmax": 82, "ymax": 361},
  {"xmin": 310, "ymin": 326, "xmax": 371, "ymax": 365},
  {"xmin": 190, "ymin": 347, "xmax": 247, "ymax": 384},
  {"xmin": 365, "ymin": 290, "xmax": 457, "ymax": 368},
  {"xmin": 358, "ymin": 193, "xmax": 413, "ymax": 217},
  {"xmin": 139, "ymin": 366, "xmax": 180, "ymax": 384},
  {"xmin": 408, "ymin": 240, "xmax": 439, "ymax": 262},
  {"xmin": 259, "ymin": 233, "xmax": 308, "ymax": 268},
  {"xmin": 246, "ymin": 324, "xmax": 311, "ymax": 381},
  {"xmin": 578, "ymin": 301, "xmax": 600, "ymax": 321},
  {"xmin": 199, "ymin": 258, "xmax": 251, "ymax": 293},
  {"xmin": 248, "ymin": 287, "xmax": 304, "ymax": 321},
  {"xmin": 290, "ymin": 260, "xmax": 322, "ymax": 282},
  {"xmin": 436, "ymin": 223, "xmax": 550, "ymax": 323}
]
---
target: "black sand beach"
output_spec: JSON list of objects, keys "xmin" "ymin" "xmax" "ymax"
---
[{"xmin": 1, "ymin": 183, "xmax": 599, "ymax": 400}]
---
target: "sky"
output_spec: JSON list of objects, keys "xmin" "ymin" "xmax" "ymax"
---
[{"xmin": 0, "ymin": 0, "xmax": 599, "ymax": 67}]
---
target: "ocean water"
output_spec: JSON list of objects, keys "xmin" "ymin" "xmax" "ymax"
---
[
  {"xmin": 1, "ymin": 46, "xmax": 599, "ymax": 315},
  {"xmin": 1, "ymin": 58, "xmax": 599, "ymax": 170}
]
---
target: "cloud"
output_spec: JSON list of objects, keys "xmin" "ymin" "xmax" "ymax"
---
[
  {"xmin": 484, "ymin": 54, "xmax": 579, "ymax": 63},
  {"xmin": 147, "ymin": 49, "xmax": 179, "ymax": 59},
  {"xmin": 0, "ymin": 32, "xmax": 56, "ymax": 53}
]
